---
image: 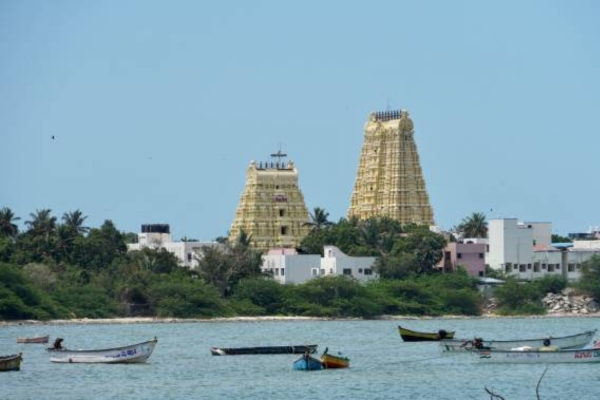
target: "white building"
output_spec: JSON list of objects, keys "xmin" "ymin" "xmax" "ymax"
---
[
  {"xmin": 127, "ymin": 224, "xmax": 220, "ymax": 269},
  {"xmin": 262, "ymin": 245, "xmax": 377, "ymax": 284},
  {"xmin": 486, "ymin": 218, "xmax": 600, "ymax": 281}
]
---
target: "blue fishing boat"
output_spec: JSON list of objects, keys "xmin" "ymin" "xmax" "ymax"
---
[{"xmin": 292, "ymin": 353, "xmax": 323, "ymax": 371}]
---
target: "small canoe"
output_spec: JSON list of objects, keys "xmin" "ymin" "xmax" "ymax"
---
[
  {"xmin": 46, "ymin": 338, "xmax": 157, "ymax": 364},
  {"xmin": 440, "ymin": 329, "xmax": 597, "ymax": 352},
  {"xmin": 210, "ymin": 344, "xmax": 317, "ymax": 356},
  {"xmin": 292, "ymin": 353, "xmax": 323, "ymax": 371},
  {"xmin": 0, "ymin": 353, "xmax": 23, "ymax": 372},
  {"xmin": 321, "ymin": 352, "xmax": 350, "ymax": 369},
  {"xmin": 475, "ymin": 347, "xmax": 600, "ymax": 364},
  {"xmin": 398, "ymin": 326, "xmax": 455, "ymax": 342},
  {"xmin": 17, "ymin": 335, "xmax": 50, "ymax": 344}
]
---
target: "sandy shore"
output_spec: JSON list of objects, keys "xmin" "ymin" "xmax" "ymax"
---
[{"xmin": 2, "ymin": 312, "xmax": 600, "ymax": 327}]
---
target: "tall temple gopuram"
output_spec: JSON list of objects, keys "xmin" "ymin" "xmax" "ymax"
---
[
  {"xmin": 347, "ymin": 109, "xmax": 435, "ymax": 226},
  {"xmin": 229, "ymin": 151, "xmax": 310, "ymax": 252}
]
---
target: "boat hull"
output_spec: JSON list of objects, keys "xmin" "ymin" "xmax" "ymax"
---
[
  {"xmin": 47, "ymin": 338, "xmax": 157, "ymax": 364},
  {"xmin": 211, "ymin": 344, "xmax": 317, "ymax": 356},
  {"xmin": 475, "ymin": 347, "xmax": 600, "ymax": 364},
  {"xmin": 399, "ymin": 326, "xmax": 455, "ymax": 342},
  {"xmin": 293, "ymin": 354, "xmax": 323, "ymax": 371},
  {"xmin": 0, "ymin": 354, "xmax": 22, "ymax": 372},
  {"xmin": 17, "ymin": 335, "xmax": 49, "ymax": 344},
  {"xmin": 321, "ymin": 353, "xmax": 350, "ymax": 369},
  {"xmin": 440, "ymin": 329, "xmax": 597, "ymax": 352}
]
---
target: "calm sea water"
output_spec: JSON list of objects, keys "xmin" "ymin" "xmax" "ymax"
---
[{"xmin": 1, "ymin": 317, "xmax": 600, "ymax": 399}]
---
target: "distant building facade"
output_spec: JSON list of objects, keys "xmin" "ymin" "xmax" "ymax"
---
[
  {"xmin": 127, "ymin": 224, "xmax": 220, "ymax": 269},
  {"xmin": 348, "ymin": 109, "xmax": 434, "ymax": 226},
  {"xmin": 229, "ymin": 152, "xmax": 310, "ymax": 252},
  {"xmin": 439, "ymin": 242, "xmax": 486, "ymax": 276},
  {"xmin": 261, "ymin": 246, "xmax": 377, "ymax": 284},
  {"xmin": 485, "ymin": 218, "xmax": 600, "ymax": 281}
]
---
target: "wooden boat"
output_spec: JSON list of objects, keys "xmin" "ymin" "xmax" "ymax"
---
[
  {"xmin": 0, "ymin": 353, "xmax": 23, "ymax": 372},
  {"xmin": 439, "ymin": 329, "xmax": 597, "ymax": 352},
  {"xmin": 210, "ymin": 344, "xmax": 317, "ymax": 356},
  {"xmin": 475, "ymin": 347, "xmax": 600, "ymax": 364},
  {"xmin": 320, "ymin": 348, "xmax": 350, "ymax": 369},
  {"xmin": 292, "ymin": 353, "xmax": 323, "ymax": 371},
  {"xmin": 17, "ymin": 335, "xmax": 49, "ymax": 344},
  {"xmin": 398, "ymin": 326, "xmax": 455, "ymax": 342},
  {"xmin": 46, "ymin": 338, "xmax": 157, "ymax": 364}
]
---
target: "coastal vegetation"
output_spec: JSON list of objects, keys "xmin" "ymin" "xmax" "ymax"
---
[{"xmin": 1, "ymin": 207, "xmax": 599, "ymax": 321}]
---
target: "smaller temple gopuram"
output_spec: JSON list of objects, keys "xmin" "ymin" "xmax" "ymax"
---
[
  {"xmin": 347, "ymin": 109, "xmax": 434, "ymax": 226},
  {"xmin": 229, "ymin": 151, "xmax": 310, "ymax": 252}
]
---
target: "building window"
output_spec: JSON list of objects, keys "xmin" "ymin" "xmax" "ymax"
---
[
  {"xmin": 542, "ymin": 264, "xmax": 547, "ymax": 269},
  {"xmin": 280, "ymin": 226, "xmax": 288, "ymax": 235},
  {"xmin": 519, "ymin": 265, "xmax": 526, "ymax": 272},
  {"xmin": 457, "ymin": 253, "xmax": 462, "ymax": 259},
  {"xmin": 568, "ymin": 264, "xmax": 575, "ymax": 272},
  {"xmin": 504, "ymin": 265, "xmax": 511, "ymax": 273},
  {"xmin": 281, "ymin": 268, "xmax": 285, "ymax": 276},
  {"xmin": 486, "ymin": 245, "xmax": 490, "ymax": 252},
  {"xmin": 279, "ymin": 209, "xmax": 285, "ymax": 217},
  {"xmin": 527, "ymin": 264, "xmax": 532, "ymax": 270},
  {"xmin": 534, "ymin": 262, "xmax": 540, "ymax": 272},
  {"xmin": 364, "ymin": 269, "xmax": 373, "ymax": 275},
  {"xmin": 343, "ymin": 269, "xmax": 352, "ymax": 275},
  {"xmin": 275, "ymin": 268, "xmax": 279, "ymax": 276},
  {"xmin": 311, "ymin": 268, "xmax": 319, "ymax": 276},
  {"xmin": 358, "ymin": 268, "xmax": 363, "ymax": 273},
  {"xmin": 478, "ymin": 271, "xmax": 484, "ymax": 277},
  {"xmin": 187, "ymin": 253, "xmax": 192, "ymax": 262},
  {"xmin": 479, "ymin": 253, "xmax": 484, "ymax": 259},
  {"xmin": 320, "ymin": 269, "xmax": 325, "ymax": 275},
  {"xmin": 548, "ymin": 264, "xmax": 555, "ymax": 272}
]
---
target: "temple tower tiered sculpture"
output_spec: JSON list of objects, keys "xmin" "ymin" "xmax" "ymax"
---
[
  {"xmin": 347, "ymin": 109, "xmax": 434, "ymax": 225},
  {"xmin": 229, "ymin": 151, "xmax": 310, "ymax": 252}
]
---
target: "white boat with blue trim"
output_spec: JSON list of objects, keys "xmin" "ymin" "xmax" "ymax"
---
[
  {"xmin": 475, "ymin": 346, "xmax": 600, "ymax": 364},
  {"xmin": 46, "ymin": 337, "xmax": 157, "ymax": 364},
  {"xmin": 440, "ymin": 329, "xmax": 596, "ymax": 352}
]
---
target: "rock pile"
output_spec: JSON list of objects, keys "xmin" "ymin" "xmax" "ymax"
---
[{"xmin": 542, "ymin": 290, "xmax": 600, "ymax": 314}]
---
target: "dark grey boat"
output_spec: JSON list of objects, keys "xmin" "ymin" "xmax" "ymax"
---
[{"xmin": 210, "ymin": 344, "xmax": 318, "ymax": 356}]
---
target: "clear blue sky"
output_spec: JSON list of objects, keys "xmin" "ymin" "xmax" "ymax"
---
[{"xmin": 2, "ymin": 0, "xmax": 599, "ymax": 240}]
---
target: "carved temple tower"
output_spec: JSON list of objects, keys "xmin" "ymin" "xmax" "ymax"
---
[
  {"xmin": 229, "ymin": 151, "xmax": 310, "ymax": 252},
  {"xmin": 347, "ymin": 109, "xmax": 434, "ymax": 225}
]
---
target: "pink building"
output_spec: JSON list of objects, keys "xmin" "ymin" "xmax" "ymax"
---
[{"xmin": 438, "ymin": 242, "xmax": 486, "ymax": 276}]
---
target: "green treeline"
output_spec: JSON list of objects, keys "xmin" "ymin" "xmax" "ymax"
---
[{"xmin": 1, "ymin": 207, "xmax": 600, "ymax": 320}]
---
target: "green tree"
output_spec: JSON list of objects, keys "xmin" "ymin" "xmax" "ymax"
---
[
  {"xmin": 62, "ymin": 210, "xmax": 89, "ymax": 237},
  {"xmin": 25, "ymin": 209, "xmax": 57, "ymax": 236},
  {"xmin": 392, "ymin": 226, "xmax": 446, "ymax": 274},
  {"xmin": 303, "ymin": 207, "xmax": 333, "ymax": 231},
  {"xmin": 493, "ymin": 278, "xmax": 545, "ymax": 315},
  {"xmin": 373, "ymin": 253, "xmax": 416, "ymax": 279},
  {"xmin": 196, "ymin": 241, "xmax": 262, "ymax": 297},
  {"xmin": 0, "ymin": 207, "xmax": 20, "ymax": 240},
  {"xmin": 551, "ymin": 234, "xmax": 572, "ymax": 243},
  {"xmin": 576, "ymin": 255, "xmax": 600, "ymax": 301},
  {"xmin": 70, "ymin": 220, "xmax": 127, "ymax": 270},
  {"xmin": 457, "ymin": 212, "xmax": 488, "ymax": 238}
]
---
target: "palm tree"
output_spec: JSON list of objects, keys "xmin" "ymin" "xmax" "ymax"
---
[
  {"xmin": 0, "ymin": 207, "xmax": 20, "ymax": 240},
  {"xmin": 457, "ymin": 212, "xmax": 488, "ymax": 238},
  {"xmin": 25, "ymin": 209, "xmax": 57, "ymax": 236},
  {"xmin": 303, "ymin": 207, "xmax": 333, "ymax": 231},
  {"xmin": 62, "ymin": 209, "xmax": 89, "ymax": 236}
]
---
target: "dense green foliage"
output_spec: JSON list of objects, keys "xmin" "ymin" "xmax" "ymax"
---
[
  {"xmin": 2, "ymin": 206, "xmax": 593, "ymax": 321},
  {"xmin": 576, "ymin": 255, "xmax": 600, "ymax": 300},
  {"xmin": 491, "ymin": 275, "xmax": 567, "ymax": 315}
]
